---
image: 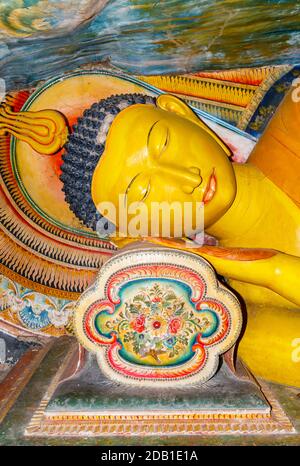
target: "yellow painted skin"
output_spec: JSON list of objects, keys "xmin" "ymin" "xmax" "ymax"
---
[{"xmin": 91, "ymin": 93, "xmax": 300, "ymax": 387}]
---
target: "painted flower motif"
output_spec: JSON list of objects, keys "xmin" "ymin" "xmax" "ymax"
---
[
  {"xmin": 109, "ymin": 283, "xmax": 220, "ymax": 364},
  {"xmin": 147, "ymin": 315, "xmax": 168, "ymax": 337},
  {"xmin": 8, "ymin": 294, "xmax": 25, "ymax": 313},
  {"xmin": 130, "ymin": 314, "xmax": 145, "ymax": 333},
  {"xmin": 152, "ymin": 296, "xmax": 162, "ymax": 303},
  {"xmin": 48, "ymin": 306, "xmax": 72, "ymax": 327},
  {"xmin": 168, "ymin": 317, "xmax": 182, "ymax": 334}
]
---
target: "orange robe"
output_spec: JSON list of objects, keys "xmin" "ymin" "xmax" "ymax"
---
[{"xmin": 249, "ymin": 89, "xmax": 300, "ymax": 208}]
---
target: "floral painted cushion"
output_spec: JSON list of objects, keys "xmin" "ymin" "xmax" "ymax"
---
[{"xmin": 74, "ymin": 247, "xmax": 242, "ymax": 386}]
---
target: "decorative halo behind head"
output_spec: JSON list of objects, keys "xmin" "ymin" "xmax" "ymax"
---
[{"xmin": 60, "ymin": 93, "xmax": 156, "ymax": 232}]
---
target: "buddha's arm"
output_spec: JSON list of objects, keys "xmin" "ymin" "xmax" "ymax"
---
[{"xmin": 144, "ymin": 238, "xmax": 300, "ymax": 308}]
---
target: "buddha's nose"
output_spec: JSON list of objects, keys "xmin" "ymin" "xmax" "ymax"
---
[
  {"xmin": 160, "ymin": 165, "xmax": 202, "ymax": 194},
  {"xmin": 182, "ymin": 167, "xmax": 203, "ymax": 194}
]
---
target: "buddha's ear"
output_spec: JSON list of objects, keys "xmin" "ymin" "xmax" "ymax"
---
[
  {"xmin": 157, "ymin": 94, "xmax": 198, "ymax": 121},
  {"xmin": 157, "ymin": 94, "xmax": 231, "ymax": 157}
]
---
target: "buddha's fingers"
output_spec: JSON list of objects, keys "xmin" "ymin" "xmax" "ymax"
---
[
  {"xmin": 2, "ymin": 107, "xmax": 61, "ymax": 136},
  {"xmin": 146, "ymin": 237, "xmax": 300, "ymax": 308},
  {"xmin": 0, "ymin": 121, "xmax": 53, "ymax": 143},
  {"xmin": 0, "ymin": 114, "xmax": 55, "ymax": 137},
  {"xmin": 0, "ymin": 104, "xmax": 68, "ymax": 155}
]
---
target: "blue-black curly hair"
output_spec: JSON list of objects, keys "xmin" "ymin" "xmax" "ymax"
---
[{"xmin": 60, "ymin": 93, "xmax": 156, "ymax": 232}]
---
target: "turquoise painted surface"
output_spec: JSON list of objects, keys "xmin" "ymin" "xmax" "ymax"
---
[
  {"xmin": 47, "ymin": 351, "xmax": 269, "ymax": 412},
  {"xmin": 0, "ymin": 337, "xmax": 299, "ymax": 445},
  {"xmin": 94, "ymin": 277, "xmax": 219, "ymax": 367},
  {"xmin": 0, "ymin": 0, "xmax": 300, "ymax": 89}
]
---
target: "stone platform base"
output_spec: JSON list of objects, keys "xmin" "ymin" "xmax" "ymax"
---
[{"xmin": 25, "ymin": 341, "xmax": 295, "ymax": 437}]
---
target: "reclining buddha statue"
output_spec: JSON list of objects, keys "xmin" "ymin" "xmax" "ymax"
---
[
  {"xmin": 58, "ymin": 88, "xmax": 300, "ymax": 388},
  {"xmin": 3, "ymin": 83, "xmax": 298, "ymax": 387}
]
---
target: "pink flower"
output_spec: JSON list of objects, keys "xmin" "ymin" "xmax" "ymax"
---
[
  {"xmin": 131, "ymin": 314, "xmax": 146, "ymax": 333},
  {"xmin": 152, "ymin": 296, "xmax": 162, "ymax": 303},
  {"xmin": 168, "ymin": 317, "xmax": 182, "ymax": 334}
]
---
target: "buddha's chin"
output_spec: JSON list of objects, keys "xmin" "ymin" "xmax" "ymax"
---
[
  {"xmin": 202, "ymin": 189, "xmax": 235, "ymax": 229},
  {"xmin": 202, "ymin": 173, "xmax": 237, "ymax": 228}
]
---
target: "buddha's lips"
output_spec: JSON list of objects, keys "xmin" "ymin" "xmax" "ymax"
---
[{"xmin": 203, "ymin": 170, "xmax": 217, "ymax": 204}]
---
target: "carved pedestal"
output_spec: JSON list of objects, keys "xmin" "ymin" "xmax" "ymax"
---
[{"xmin": 25, "ymin": 247, "xmax": 295, "ymax": 436}]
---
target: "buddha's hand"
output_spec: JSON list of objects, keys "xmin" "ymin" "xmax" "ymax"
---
[
  {"xmin": 145, "ymin": 237, "xmax": 300, "ymax": 308},
  {"xmin": 0, "ymin": 104, "xmax": 68, "ymax": 155}
]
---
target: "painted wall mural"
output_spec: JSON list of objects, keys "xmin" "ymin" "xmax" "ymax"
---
[
  {"xmin": 0, "ymin": 0, "xmax": 299, "ymax": 417},
  {"xmin": 0, "ymin": 275, "xmax": 74, "ymax": 336},
  {"xmin": 0, "ymin": 1, "xmax": 300, "ymax": 90}
]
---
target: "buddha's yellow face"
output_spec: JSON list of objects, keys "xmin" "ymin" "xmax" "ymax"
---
[{"xmin": 91, "ymin": 94, "xmax": 236, "ymax": 238}]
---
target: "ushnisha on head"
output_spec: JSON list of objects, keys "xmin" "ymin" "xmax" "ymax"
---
[{"xmin": 61, "ymin": 93, "xmax": 236, "ymax": 237}]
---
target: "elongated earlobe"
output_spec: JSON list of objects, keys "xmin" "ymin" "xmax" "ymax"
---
[{"xmin": 157, "ymin": 94, "xmax": 231, "ymax": 157}]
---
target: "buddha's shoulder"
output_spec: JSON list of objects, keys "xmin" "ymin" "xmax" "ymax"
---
[{"xmin": 248, "ymin": 91, "xmax": 300, "ymax": 209}]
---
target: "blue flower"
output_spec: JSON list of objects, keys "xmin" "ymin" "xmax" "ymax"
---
[{"xmin": 164, "ymin": 336, "xmax": 176, "ymax": 348}]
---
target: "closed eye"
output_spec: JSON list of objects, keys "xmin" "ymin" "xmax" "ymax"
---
[
  {"xmin": 160, "ymin": 128, "xmax": 169, "ymax": 155},
  {"xmin": 147, "ymin": 121, "xmax": 159, "ymax": 147},
  {"xmin": 140, "ymin": 180, "xmax": 151, "ymax": 201},
  {"xmin": 125, "ymin": 173, "xmax": 151, "ymax": 203},
  {"xmin": 147, "ymin": 121, "xmax": 170, "ymax": 158},
  {"xmin": 125, "ymin": 173, "xmax": 141, "ymax": 197}
]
